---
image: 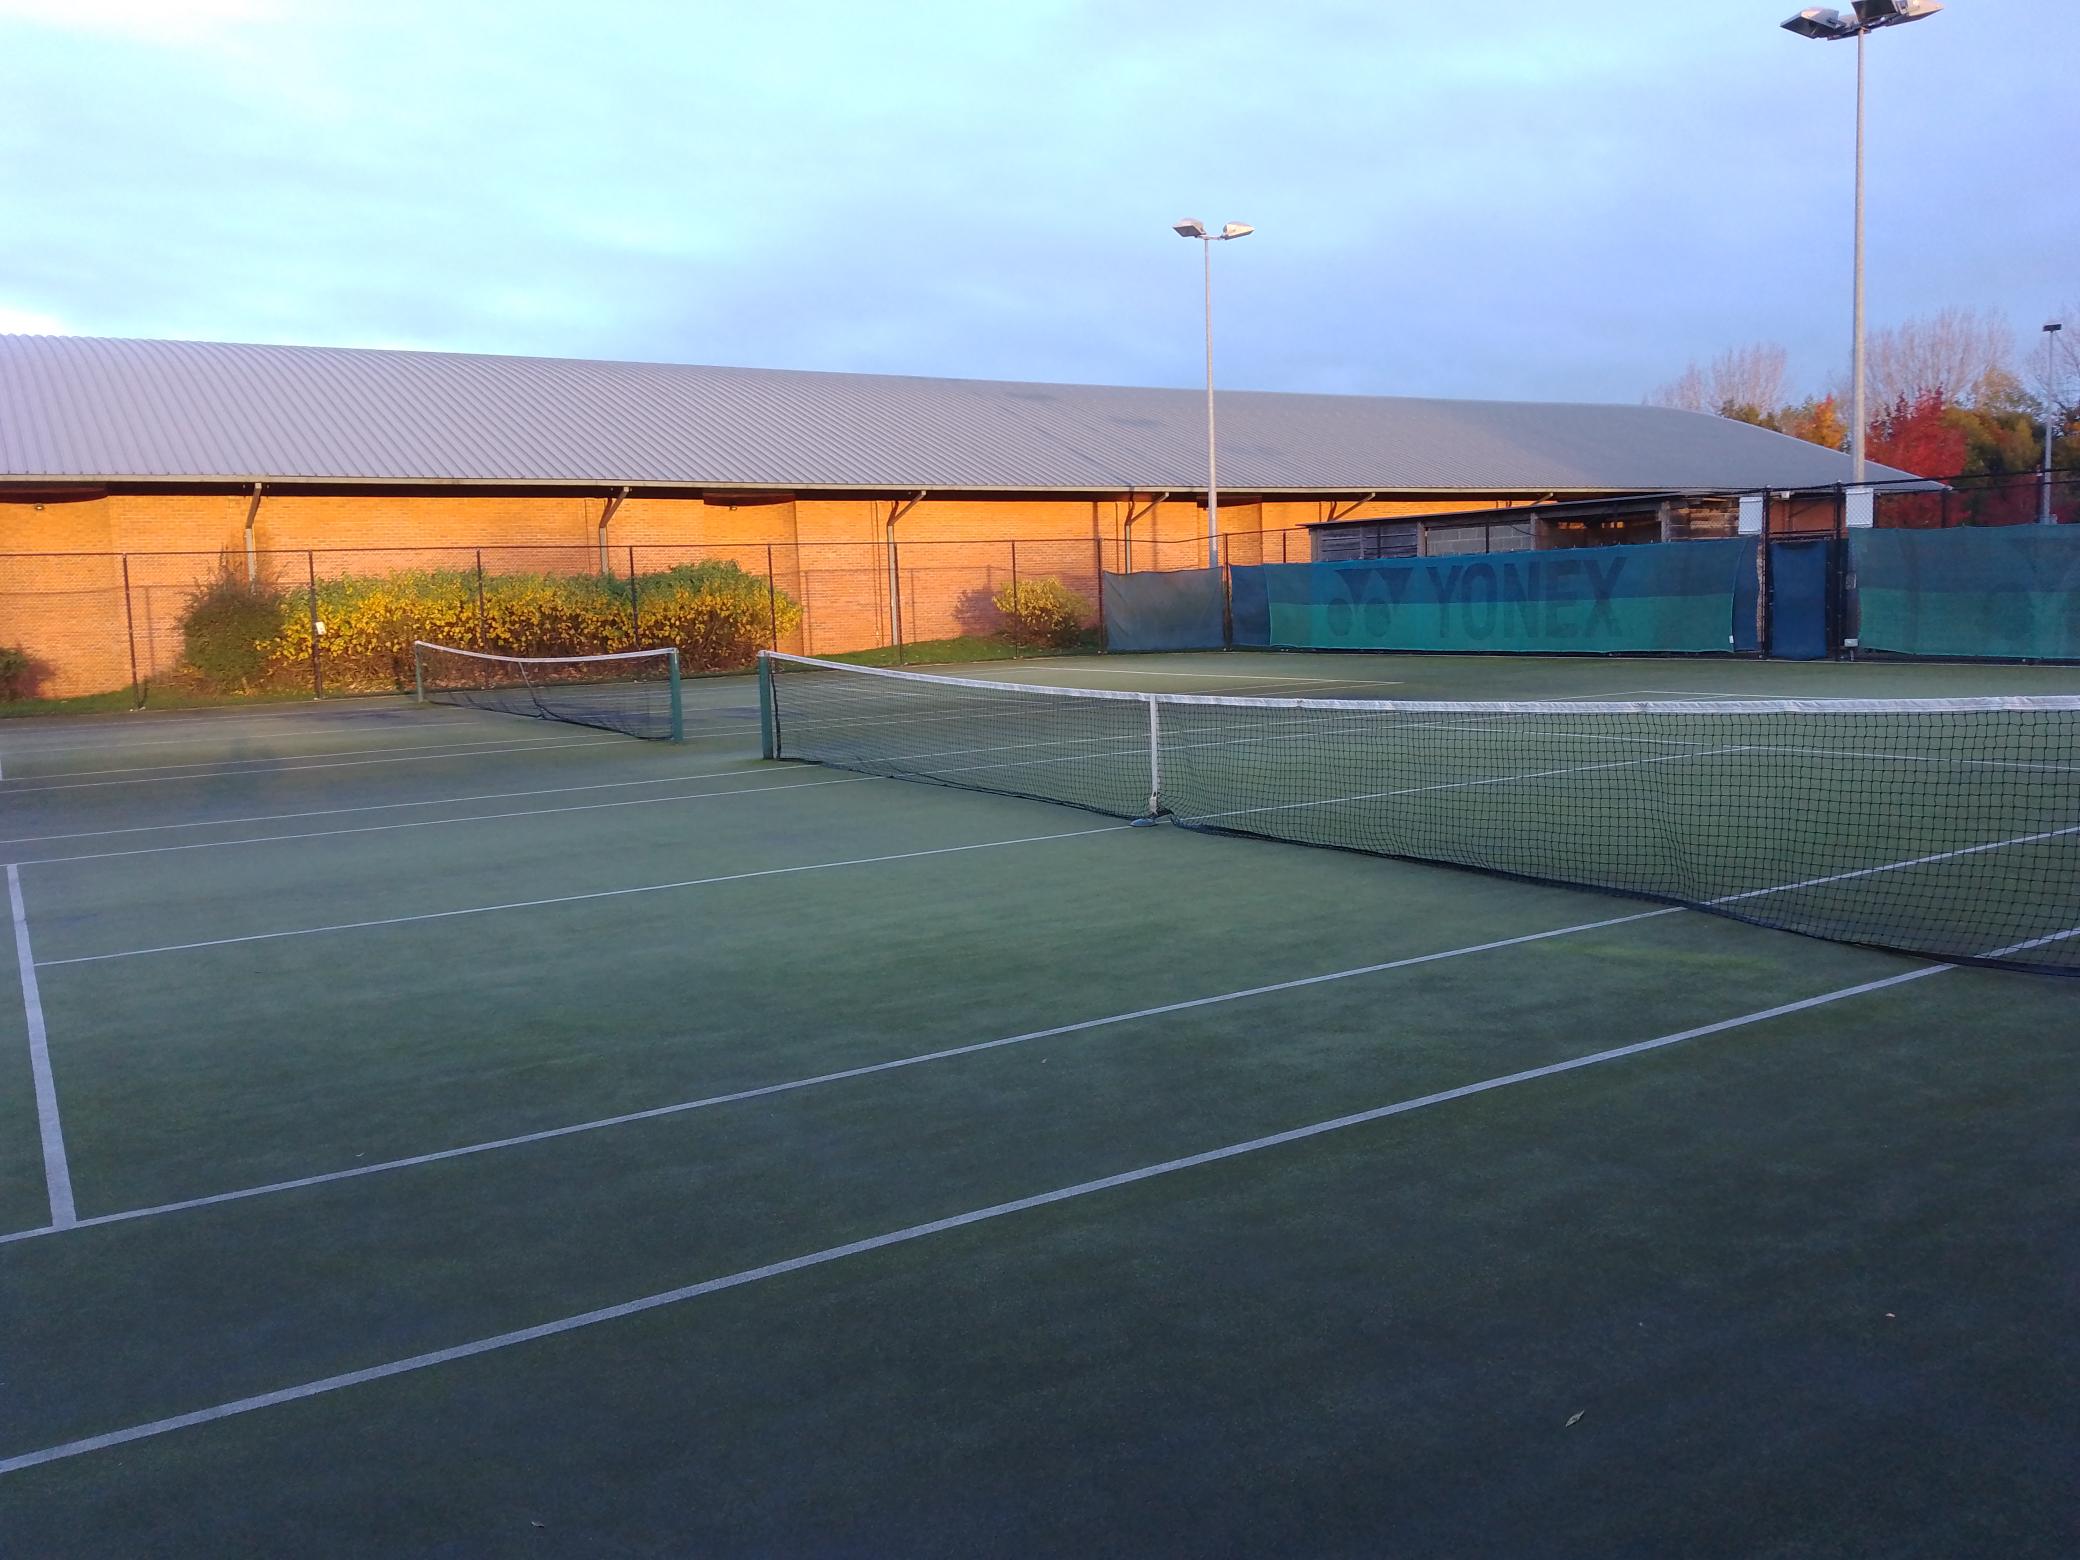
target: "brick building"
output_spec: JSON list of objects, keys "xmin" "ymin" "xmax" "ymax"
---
[{"xmin": 1, "ymin": 335, "xmax": 1905, "ymax": 696}]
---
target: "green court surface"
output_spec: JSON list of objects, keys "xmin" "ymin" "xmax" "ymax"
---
[{"xmin": 1, "ymin": 651, "xmax": 2075, "ymax": 1556}]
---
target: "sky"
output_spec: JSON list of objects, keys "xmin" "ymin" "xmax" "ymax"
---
[{"xmin": 0, "ymin": 0, "xmax": 2072, "ymax": 406}]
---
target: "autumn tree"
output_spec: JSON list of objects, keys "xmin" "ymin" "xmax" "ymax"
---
[
  {"xmin": 1866, "ymin": 392, "xmax": 1968, "ymax": 480},
  {"xmin": 1776, "ymin": 395, "xmax": 1846, "ymax": 451},
  {"xmin": 1649, "ymin": 343, "xmax": 1788, "ymax": 423},
  {"xmin": 1859, "ymin": 308, "xmax": 2015, "ymax": 411}
]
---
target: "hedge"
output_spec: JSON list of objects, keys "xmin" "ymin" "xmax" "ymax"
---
[{"xmin": 179, "ymin": 561, "xmax": 802, "ymax": 693}]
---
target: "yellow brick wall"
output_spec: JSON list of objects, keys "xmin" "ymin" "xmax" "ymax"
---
[{"xmin": 2, "ymin": 486, "xmax": 1534, "ymax": 696}]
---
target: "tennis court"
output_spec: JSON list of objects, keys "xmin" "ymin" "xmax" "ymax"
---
[{"xmin": 2, "ymin": 649, "xmax": 2075, "ymax": 1556}]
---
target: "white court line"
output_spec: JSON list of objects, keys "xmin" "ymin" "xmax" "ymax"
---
[
  {"xmin": 0, "ymin": 736, "xmax": 635, "ymax": 795},
  {"xmin": 1709, "ymin": 824, "xmax": 2080, "ymax": 906},
  {"xmin": 11, "ymin": 774, "xmax": 873, "ymax": 867},
  {"xmin": 0, "ymin": 959, "xmax": 1947, "ymax": 1479},
  {"xmin": 783, "ymin": 702, "xmax": 1653, "ymax": 776},
  {"xmin": 0, "ymin": 712, "xmax": 756, "ymax": 761},
  {"xmin": 0, "ymin": 704, "xmax": 437, "ymax": 745},
  {"xmin": 0, "ymin": 719, "xmax": 484, "ymax": 759},
  {"xmin": 35, "ymin": 824, "xmax": 1131, "ymax": 967},
  {"xmin": 0, "ymin": 764, "xmax": 774, "ymax": 847},
  {"xmin": 978, "ymin": 667, "xmax": 1405, "ymax": 687},
  {"xmin": 0, "ymin": 906, "xmax": 1678, "ymax": 1248},
  {"xmin": 1187, "ymin": 748, "xmax": 1748, "ymax": 824},
  {"xmin": 1743, "ymin": 743, "xmax": 2080, "ymax": 776},
  {"xmin": 5, "ymin": 730, "xmax": 608, "ymax": 783},
  {"xmin": 7, "ymin": 866, "xmax": 75, "ymax": 1228}
]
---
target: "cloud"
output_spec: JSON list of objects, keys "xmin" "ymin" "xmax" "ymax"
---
[
  {"xmin": 0, "ymin": 0, "xmax": 2072, "ymax": 406},
  {"xmin": 0, "ymin": 0, "xmax": 277, "ymax": 46},
  {"xmin": 0, "ymin": 303, "xmax": 70, "ymax": 334}
]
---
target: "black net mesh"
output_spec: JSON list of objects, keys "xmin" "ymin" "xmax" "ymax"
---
[
  {"xmin": 415, "ymin": 642, "xmax": 681, "ymax": 741},
  {"xmin": 763, "ymin": 653, "xmax": 2080, "ymax": 975}
]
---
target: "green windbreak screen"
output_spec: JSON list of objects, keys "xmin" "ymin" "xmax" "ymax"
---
[
  {"xmin": 1102, "ymin": 568, "xmax": 1227, "ymax": 652},
  {"xmin": 1854, "ymin": 526, "xmax": 2080, "ymax": 661},
  {"xmin": 1240, "ymin": 537, "xmax": 1755, "ymax": 654}
]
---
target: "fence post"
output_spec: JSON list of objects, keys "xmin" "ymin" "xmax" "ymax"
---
[
  {"xmin": 307, "ymin": 550, "xmax": 323, "ymax": 699},
  {"xmin": 1093, "ymin": 539, "xmax": 1107, "ymax": 646},
  {"xmin": 766, "ymin": 542, "xmax": 780, "ymax": 652},
  {"xmin": 890, "ymin": 537, "xmax": 905, "ymax": 664},
  {"xmin": 1009, "ymin": 541, "xmax": 1021, "ymax": 658},
  {"xmin": 474, "ymin": 550, "xmax": 487, "ymax": 648},
  {"xmin": 120, "ymin": 554, "xmax": 143, "ymax": 707},
  {"xmin": 1758, "ymin": 535, "xmax": 1774, "ymax": 659},
  {"xmin": 628, "ymin": 545, "xmax": 641, "ymax": 647}
]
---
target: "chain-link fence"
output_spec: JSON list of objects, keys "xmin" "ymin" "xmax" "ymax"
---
[
  {"xmin": 1872, "ymin": 470, "xmax": 2077, "ymax": 529},
  {"xmin": 1, "ymin": 537, "xmax": 1137, "ymax": 705},
  {"xmin": 6, "ymin": 485, "xmax": 2071, "ymax": 705}
]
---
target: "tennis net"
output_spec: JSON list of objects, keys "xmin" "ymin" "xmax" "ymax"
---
[
  {"xmin": 758, "ymin": 651, "xmax": 2080, "ymax": 975},
  {"xmin": 414, "ymin": 642, "xmax": 683, "ymax": 741}
]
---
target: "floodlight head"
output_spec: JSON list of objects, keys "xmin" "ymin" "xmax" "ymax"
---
[
  {"xmin": 1173, "ymin": 219, "xmax": 1208, "ymax": 239},
  {"xmin": 2046, "ymin": 322, "xmax": 2066, "ymax": 335},
  {"xmin": 1854, "ymin": 0, "xmax": 1942, "ymax": 24},
  {"xmin": 1782, "ymin": 7, "xmax": 1856, "ymax": 39},
  {"xmin": 1220, "ymin": 222, "xmax": 1255, "ymax": 239}
]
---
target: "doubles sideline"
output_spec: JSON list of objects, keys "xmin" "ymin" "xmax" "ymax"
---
[
  {"xmin": 0, "ymin": 959, "xmax": 1949, "ymax": 1478},
  {"xmin": 7, "ymin": 865, "xmax": 73, "ymax": 1230}
]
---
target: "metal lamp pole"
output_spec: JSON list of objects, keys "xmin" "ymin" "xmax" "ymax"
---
[
  {"xmin": 1173, "ymin": 218, "xmax": 1254, "ymax": 568},
  {"xmin": 2045, "ymin": 322, "xmax": 2066, "ymax": 524},
  {"xmin": 1851, "ymin": 28, "xmax": 1867, "ymax": 482},
  {"xmin": 1781, "ymin": 2, "xmax": 1942, "ymax": 484}
]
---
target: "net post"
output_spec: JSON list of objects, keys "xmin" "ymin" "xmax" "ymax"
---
[
  {"xmin": 1145, "ymin": 693, "xmax": 1162, "ymax": 817},
  {"xmin": 412, "ymin": 641, "xmax": 426, "ymax": 703},
  {"xmin": 666, "ymin": 648, "xmax": 683, "ymax": 742},
  {"xmin": 757, "ymin": 651, "xmax": 778, "ymax": 759}
]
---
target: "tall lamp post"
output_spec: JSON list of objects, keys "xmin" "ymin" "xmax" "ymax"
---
[
  {"xmin": 2045, "ymin": 321, "xmax": 2066, "ymax": 525},
  {"xmin": 1781, "ymin": 2, "xmax": 1942, "ymax": 485},
  {"xmin": 1172, "ymin": 218, "xmax": 1254, "ymax": 568}
]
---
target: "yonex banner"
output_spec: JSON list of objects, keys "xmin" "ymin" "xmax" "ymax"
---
[
  {"xmin": 1853, "ymin": 526, "xmax": 2080, "ymax": 661},
  {"xmin": 1233, "ymin": 538, "xmax": 1756, "ymax": 654}
]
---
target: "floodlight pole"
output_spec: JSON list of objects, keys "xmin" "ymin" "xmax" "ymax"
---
[
  {"xmin": 1202, "ymin": 235, "xmax": 1218, "ymax": 568},
  {"xmin": 1781, "ymin": 3, "xmax": 1943, "ymax": 486},
  {"xmin": 1850, "ymin": 29, "xmax": 1867, "ymax": 484},
  {"xmin": 1173, "ymin": 219, "xmax": 1253, "ymax": 569},
  {"xmin": 2046, "ymin": 322, "xmax": 2066, "ymax": 524}
]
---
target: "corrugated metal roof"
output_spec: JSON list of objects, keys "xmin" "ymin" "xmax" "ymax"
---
[{"xmin": 0, "ymin": 334, "xmax": 1912, "ymax": 494}]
